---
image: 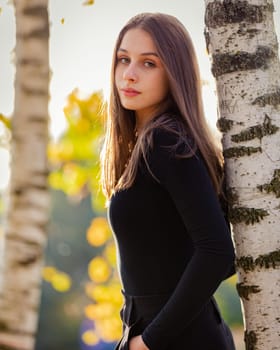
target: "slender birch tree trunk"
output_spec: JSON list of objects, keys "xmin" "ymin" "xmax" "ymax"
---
[
  {"xmin": 205, "ymin": 1, "xmax": 280, "ymax": 349},
  {"xmin": 0, "ymin": 1, "xmax": 50, "ymax": 349}
]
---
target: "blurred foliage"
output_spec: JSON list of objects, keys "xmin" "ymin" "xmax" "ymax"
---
[
  {"xmin": 0, "ymin": 113, "xmax": 11, "ymax": 149},
  {"xmin": 36, "ymin": 190, "xmax": 99, "ymax": 350},
  {"xmin": 84, "ymin": 283, "xmax": 123, "ymax": 342},
  {"xmin": 48, "ymin": 89, "xmax": 106, "ymax": 212},
  {"xmin": 0, "ymin": 114, "xmax": 11, "ymax": 130},
  {"xmin": 215, "ymin": 274, "xmax": 243, "ymax": 327},
  {"xmin": 83, "ymin": 0, "xmax": 95, "ymax": 5},
  {"xmin": 42, "ymin": 266, "xmax": 72, "ymax": 292},
  {"xmin": 87, "ymin": 217, "xmax": 111, "ymax": 247},
  {"xmin": 46, "ymin": 89, "xmax": 121, "ymax": 348},
  {"xmin": 0, "ymin": 196, "xmax": 4, "ymax": 215}
]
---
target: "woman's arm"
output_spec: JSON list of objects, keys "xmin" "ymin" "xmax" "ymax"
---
[{"xmin": 141, "ymin": 128, "xmax": 235, "ymax": 350}]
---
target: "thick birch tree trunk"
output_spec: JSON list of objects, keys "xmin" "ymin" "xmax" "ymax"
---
[
  {"xmin": 0, "ymin": 1, "xmax": 50, "ymax": 349},
  {"xmin": 205, "ymin": 1, "xmax": 280, "ymax": 349}
]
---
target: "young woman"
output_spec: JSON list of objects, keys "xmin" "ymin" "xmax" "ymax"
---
[{"xmin": 101, "ymin": 12, "xmax": 236, "ymax": 350}]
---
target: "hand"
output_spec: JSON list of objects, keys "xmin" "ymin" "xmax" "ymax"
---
[{"xmin": 129, "ymin": 335, "xmax": 150, "ymax": 350}]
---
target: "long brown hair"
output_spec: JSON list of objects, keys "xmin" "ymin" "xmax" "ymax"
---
[{"xmin": 101, "ymin": 12, "xmax": 224, "ymax": 200}]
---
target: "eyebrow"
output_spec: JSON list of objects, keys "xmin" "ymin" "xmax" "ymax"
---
[{"xmin": 118, "ymin": 48, "xmax": 159, "ymax": 57}]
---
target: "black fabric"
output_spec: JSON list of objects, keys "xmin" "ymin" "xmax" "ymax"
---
[
  {"xmin": 108, "ymin": 127, "xmax": 236, "ymax": 350},
  {"xmin": 115, "ymin": 291, "xmax": 235, "ymax": 350}
]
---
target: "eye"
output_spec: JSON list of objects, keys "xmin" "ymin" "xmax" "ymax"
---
[
  {"xmin": 144, "ymin": 60, "xmax": 156, "ymax": 68},
  {"xmin": 117, "ymin": 56, "xmax": 130, "ymax": 64}
]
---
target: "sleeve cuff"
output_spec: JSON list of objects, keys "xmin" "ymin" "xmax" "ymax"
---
[{"xmin": 142, "ymin": 327, "xmax": 172, "ymax": 350}]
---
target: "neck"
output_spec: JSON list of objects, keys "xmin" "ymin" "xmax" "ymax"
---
[{"xmin": 135, "ymin": 112, "xmax": 154, "ymax": 133}]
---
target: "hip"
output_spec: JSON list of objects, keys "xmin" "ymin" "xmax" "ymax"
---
[{"xmin": 115, "ymin": 290, "xmax": 235, "ymax": 350}]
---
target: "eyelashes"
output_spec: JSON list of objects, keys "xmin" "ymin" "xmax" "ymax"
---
[
  {"xmin": 144, "ymin": 61, "xmax": 156, "ymax": 68},
  {"xmin": 116, "ymin": 56, "xmax": 157, "ymax": 68},
  {"xmin": 117, "ymin": 57, "xmax": 129, "ymax": 64}
]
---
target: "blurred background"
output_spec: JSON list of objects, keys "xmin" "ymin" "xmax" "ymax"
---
[{"xmin": 1, "ymin": 1, "xmax": 280, "ymax": 349}]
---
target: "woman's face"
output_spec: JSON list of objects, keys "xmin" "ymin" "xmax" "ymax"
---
[{"xmin": 115, "ymin": 28, "xmax": 169, "ymax": 128}]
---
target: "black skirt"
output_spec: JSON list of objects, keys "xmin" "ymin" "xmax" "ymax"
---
[{"xmin": 115, "ymin": 290, "xmax": 236, "ymax": 350}]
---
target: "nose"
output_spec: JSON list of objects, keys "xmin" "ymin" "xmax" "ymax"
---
[{"xmin": 123, "ymin": 63, "xmax": 138, "ymax": 82}]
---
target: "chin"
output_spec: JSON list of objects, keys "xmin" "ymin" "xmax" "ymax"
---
[{"xmin": 121, "ymin": 102, "xmax": 138, "ymax": 111}]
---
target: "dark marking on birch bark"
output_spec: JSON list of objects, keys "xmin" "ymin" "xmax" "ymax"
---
[
  {"xmin": 223, "ymin": 146, "xmax": 261, "ymax": 158},
  {"xmin": 29, "ymin": 115, "xmax": 49, "ymax": 123},
  {"xmin": 239, "ymin": 28, "xmax": 260, "ymax": 39},
  {"xmin": 236, "ymin": 256, "xmax": 255, "ymax": 272},
  {"xmin": 258, "ymin": 169, "xmax": 280, "ymax": 198},
  {"xmin": 244, "ymin": 330, "xmax": 257, "ymax": 350},
  {"xmin": 6, "ymin": 237, "xmax": 43, "ymax": 265},
  {"xmin": 12, "ymin": 176, "xmax": 49, "ymax": 194},
  {"xmin": 252, "ymin": 89, "xmax": 280, "ymax": 107},
  {"xmin": 227, "ymin": 187, "xmax": 239, "ymax": 205},
  {"xmin": 18, "ymin": 6, "xmax": 49, "ymax": 39},
  {"xmin": 229, "ymin": 207, "xmax": 269, "ymax": 225},
  {"xmin": 220, "ymin": 98, "xmax": 239, "ymax": 113},
  {"xmin": 224, "ymin": 27, "xmax": 266, "ymax": 48},
  {"xmin": 205, "ymin": 1, "xmax": 274, "ymax": 28},
  {"xmin": 236, "ymin": 250, "xmax": 280, "ymax": 272},
  {"xmin": 0, "ymin": 346, "xmax": 19, "ymax": 350},
  {"xmin": 216, "ymin": 117, "xmax": 234, "ymax": 132},
  {"xmin": 18, "ymin": 25, "xmax": 49, "ymax": 39},
  {"xmin": 231, "ymin": 115, "xmax": 279, "ymax": 142},
  {"xmin": 19, "ymin": 254, "xmax": 40, "ymax": 266},
  {"xmin": 21, "ymin": 84, "xmax": 48, "ymax": 96},
  {"xmin": 261, "ymin": 327, "xmax": 269, "ymax": 332},
  {"xmin": 0, "ymin": 320, "xmax": 8, "ymax": 332},
  {"xmin": 19, "ymin": 58, "xmax": 43, "ymax": 67},
  {"xmin": 12, "ymin": 184, "xmax": 49, "ymax": 197},
  {"xmin": 0, "ymin": 345, "xmax": 24, "ymax": 350},
  {"xmin": 255, "ymin": 250, "xmax": 280, "ymax": 269},
  {"xmin": 236, "ymin": 282, "xmax": 261, "ymax": 300},
  {"xmin": 23, "ymin": 5, "xmax": 47, "ymax": 17},
  {"xmin": 212, "ymin": 46, "xmax": 275, "ymax": 78}
]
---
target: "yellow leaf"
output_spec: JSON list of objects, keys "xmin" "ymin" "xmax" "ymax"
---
[
  {"xmin": 96, "ymin": 316, "xmax": 122, "ymax": 342},
  {"xmin": 84, "ymin": 302, "xmax": 114, "ymax": 320},
  {"xmin": 88, "ymin": 256, "xmax": 111, "ymax": 283},
  {"xmin": 42, "ymin": 266, "xmax": 57, "ymax": 282},
  {"xmin": 226, "ymin": 273, "xmax": 238, "ymax": 287},
  {"xmin": 82, "ymin": 330, "xmax": 100, "ymax": 346},
  {"xmin": 87, "ymin": 217, "xmax": 111, "ymax": 247},
  {"xmin": 0, "ymin": 114, "xmax": 11, "ymax": 129},
  {"xmin": 61, "ymin": 18, "xmax": 65, "ymax": 24},
  {"xmin": 52, "ymin": 272, "xmax": 72, "ymax": 292},
  {"xmin": 104, "ymin": 242, "xmax": 117, "ymax": 266},
  {"xmin": 86, "ymin": 284, "xmax": 106, "ymax": 301},
  {"xmin": 83, "ymin": 0, "xmax": 94, "ymax": 6},
  {"xmin": 86, "ymin": 283, "xmax": 123, "ymax": 306}
]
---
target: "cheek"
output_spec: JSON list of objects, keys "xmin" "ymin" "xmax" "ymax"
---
[
  {"xmin": 158, "ymin": 75, "xmax": 169, "ymax": 97},
  {"xmin": 115, "ymin": 66, "xmax": 122, "ymax": 86}
]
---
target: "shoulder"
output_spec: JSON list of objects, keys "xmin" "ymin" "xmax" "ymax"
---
[
  {"xmin": 141, "ymin": 117, "xmax": 206, "ymax": 184},
  {"xmin": 148, "ymin": 115, "xmax": 196, "ymax": 157}
]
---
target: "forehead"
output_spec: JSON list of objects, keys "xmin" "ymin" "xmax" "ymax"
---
[{"xmin": 119, "ymin": 28, "xmax": 157, "ymax": 53}]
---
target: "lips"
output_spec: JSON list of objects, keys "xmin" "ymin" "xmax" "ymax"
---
[{"xmin": 120, "ymin": 87, "xmax": 141, "ymax": 97}]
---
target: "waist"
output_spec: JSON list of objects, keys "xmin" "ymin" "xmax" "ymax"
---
[
  {"xmin": 120, "ymin": 289, "xmax": 221, "ymax": 327},
  {"xmin": 121, "ymin": 289, "xmax": 171, "ymax": 324}
]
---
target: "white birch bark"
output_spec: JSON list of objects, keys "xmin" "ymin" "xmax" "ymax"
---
[
  {"xmin": 205, "ymin": 1, "xmax": 280, "ymax": 349},
  {"xmin": 0, "ymin": 0, "xmax": 50, "ymax": 349}
]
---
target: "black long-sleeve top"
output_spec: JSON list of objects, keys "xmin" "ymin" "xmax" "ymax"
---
[{"xmin": 108, "ymin": 126, "xmax": 235, "ymax": 350}]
